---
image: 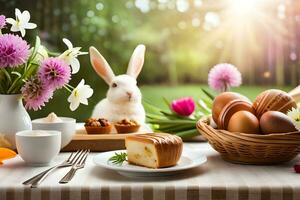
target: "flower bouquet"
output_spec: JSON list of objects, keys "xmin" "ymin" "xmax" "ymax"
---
[
  {"xmin": 146, "ymin": 93, "xmax": 213, "ymax": 139},
  {"xmin": 146, "ymin": 63, "xmax": 242, "ymax": 139},
  {"xmin": 0, "ymin": 9, "xmax": 93, "ymax": 111}
]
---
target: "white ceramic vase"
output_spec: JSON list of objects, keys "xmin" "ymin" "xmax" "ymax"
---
[{"xmin": 0, "ymin": 94, "xmax": 32, "ymax": 149}]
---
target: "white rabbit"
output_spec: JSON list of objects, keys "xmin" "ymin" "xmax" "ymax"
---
[{"xmin": 89, "ymin": 44, "xmax": 146, "ymax": 125}]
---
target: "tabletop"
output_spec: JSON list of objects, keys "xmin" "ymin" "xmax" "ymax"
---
[{"xmin": 1, "ymin": 142, "xmax": 300, "ymax": 200}]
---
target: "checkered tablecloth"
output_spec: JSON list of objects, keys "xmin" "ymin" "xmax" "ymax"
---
[{"xmin": 0, "ymin": 142, "xmax": 300, "ymax": 200}]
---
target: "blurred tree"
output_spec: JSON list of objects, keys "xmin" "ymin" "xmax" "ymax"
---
[{"xmin": 1, "ymin": 0, "xmax": 299, "ymax": 120}]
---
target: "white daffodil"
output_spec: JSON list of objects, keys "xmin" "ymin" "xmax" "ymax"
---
[
  {"xmin": 59, "ymin": 38, "xmax": 88, "ymax": 74},
  {"xmin": 68, "ymin": 79, "xmax": 93, "ymax": 111},
  {"xmin": 6, "ymin": 8, "xmax": 37, "ymax": 37},
  {"xmin": 287, "ymin": 107, "xmax": 300, "ymax": 131}
]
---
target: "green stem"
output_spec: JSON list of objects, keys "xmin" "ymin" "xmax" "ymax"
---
[
  {"xmin": 0, "ymin": 83, "xmax": 5, "ymax": 94},
  {"xmin": 47, "ymin": 50, "xmax": 60, "ymax": 57},
  {"xmin": 64, "ymin": 85, "xmax": 72, "ymax": 93},
  {"xmin": 8, "ymin": 64, "xmax": 30, "ymax": 94},
  {"xmin": 2, "ymin": 68, "xmax": 12, "ymax": 84},
  {"xmin": 7, "ymin": 77, "xmax": 21, "ymax": 94},
  {"xmin": 65, "ymin": 84, "xmax": 75, "ymax": 90}
]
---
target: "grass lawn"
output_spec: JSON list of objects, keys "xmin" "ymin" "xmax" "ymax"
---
[{"xmin": 141, "ymin": 84, "xmax": 292, "ymax": 110}]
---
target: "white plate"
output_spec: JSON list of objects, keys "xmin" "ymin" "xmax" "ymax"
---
[{"xmin": 93, "ymin": 150, "xmax": 207, "ymax": 177}]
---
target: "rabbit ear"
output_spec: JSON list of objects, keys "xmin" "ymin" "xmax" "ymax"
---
[
  {"xmin": 127, "ymin": 44, "xmax": 146, "ymax": 79},
  {"xmin": 89, "ymin": 46, "xmax": 115, "ymax": 84}
]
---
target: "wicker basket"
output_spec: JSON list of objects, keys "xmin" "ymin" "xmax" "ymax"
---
[{"xmin": 196, "ymin": 116, "xmax": 300, "ymax": 165}]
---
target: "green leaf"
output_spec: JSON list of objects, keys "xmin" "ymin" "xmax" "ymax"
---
[
  {"xmin": 201, "ymin": 88, "xmax": 215, "ymax": 101},
  {"xmin": 160, "ymin": 111, "xmax": 181, "ymax": 119},
  {"xmin": 108, "ymin": 152, "xmax": 127, "ymax": 165},
  {"xmin": 194, "ymin": 111, "xmax": 205, "ymax": 119},
  {"xmin": 158, "ymin": 124, "xmax": 196, "ymax": 133},
  {"xmin": 143, "ymin": 99, "xmax": 166, "ymax": 114},
  {"xmin": 147, "ymin": 119, "xmax": 196, "ymax": 124},
  {"xmin": 146, "ymin": 113, "xmax": 166, "ymax": 121},
  {"xmin": 163, "ymin": 97, "xmax": 171, "ymax": 108},
  {"xmin": 197, "ymin": 99, "xmax": 211, "ymax": 114},
  {"xmin": 175, "ymin": 129, "xmax": 199, "ymax": 139},
  {"xmin": 202, "ymin": 98, "xmax": 213, "ymax": 108}
]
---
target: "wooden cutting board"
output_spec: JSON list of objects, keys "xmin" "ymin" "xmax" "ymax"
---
[{"xmin": 61, "ymin": 124, "xmax": 152, "ymax": 152}]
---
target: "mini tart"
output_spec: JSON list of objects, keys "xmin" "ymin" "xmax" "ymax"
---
[
  {"xmin": 115, "ymin": 119, "xmax": 140, "ymax": 133},
  {"xmin": 85, "ymin": 118, "xmax": 112, "ymax": 134},
  {"xmin": 125, "ymin": 133, "xmax": 183, "ymax": 168},
  {"xmin": 85, "ymin": 125, "xmax": 112, "ymax": 134}
]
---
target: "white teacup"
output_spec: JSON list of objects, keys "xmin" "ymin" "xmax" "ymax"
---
[
  {"xmin": 16, "ymin": 130, "xmax": 61, "ymax": 166},
  {"xmin": 32, "ymin": 117, "xmax": 76, "ymax": 148}
]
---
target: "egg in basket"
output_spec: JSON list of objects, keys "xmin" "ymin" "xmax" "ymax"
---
[{"xmin": 197, "ymin": 87, "xmax": 300, "ymax": 165}]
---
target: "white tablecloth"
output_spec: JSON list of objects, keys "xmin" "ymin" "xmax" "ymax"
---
[{"xmin": 0, "ymin": 142, "xmax": 300, "ymax": 200}]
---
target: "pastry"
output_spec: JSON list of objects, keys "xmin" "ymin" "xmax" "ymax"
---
[
  {"xmin": 85, "ymin": 118, "xmax": 112, "ymax": 134},
  {"xmin": 115, "ymin": 119, "xmax": 140, "ymax": 133},
  {"xmin": 125, "ymin": 133, "xmax": 183, "ymax": 168}
]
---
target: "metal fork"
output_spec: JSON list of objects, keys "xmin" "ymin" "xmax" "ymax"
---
[
  {"xmin": 59, "ymin": 149, "xmax": 90, "ymax": 184},
  {"xmin": 30, "ymin": 150, "xmax": 88, "ymax": 188},
  {"xmin": 23, "ymin": 150, "xmax": 84, "ymax": 187}
]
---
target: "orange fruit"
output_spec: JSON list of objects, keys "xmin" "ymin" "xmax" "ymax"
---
[{"xmin": 0, "ymin": 148, "xmax": 16, "ymax": 165}]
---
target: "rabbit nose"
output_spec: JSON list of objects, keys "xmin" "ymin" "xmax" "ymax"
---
[{"xmin": 126, "ymin": 92, "xmax": 132, "ymax": 98}]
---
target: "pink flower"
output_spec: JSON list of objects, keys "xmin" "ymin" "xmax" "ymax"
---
[
  {"xmin": 38, "ymin": 57, "xmax": 71, "ymax": 89},
  {"xmin": 208, "ymin": 63, "xmax": 242, "ymax": 92},
  {"xmin": 21, "ymin": 76, "xmax": 53, "ymax": 111},
  {"xmin": 171, "ymin": 97, "xmax": 196, "ymax": 116},
  {"xmin": 0, "ymin": 15, "xmax": 6, "ymax": 29},
  {"xmin": 0, "ymin": 34, "xmax": 30, "ymax": 68}
]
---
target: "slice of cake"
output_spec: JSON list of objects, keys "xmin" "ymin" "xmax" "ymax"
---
[{"xmin": 125, "ymin": 133, "xmax": 183, "ymax": 168}]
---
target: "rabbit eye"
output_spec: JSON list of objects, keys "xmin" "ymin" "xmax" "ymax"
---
[{"xmin": 112, "ymin": 83, "xmax": 117, "ymax": 88}]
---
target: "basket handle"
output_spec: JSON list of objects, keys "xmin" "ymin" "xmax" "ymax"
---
[{"xmin": 288, "ymin": 85, "xmax": 300, "ymax": 102}]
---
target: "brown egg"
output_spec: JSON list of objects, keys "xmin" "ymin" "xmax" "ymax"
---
[
  {"xmin": 212, "ymin": 92, "xmax": 251, "ymax": 124},
  {"xmin": 260, "ymin": 111, "xmax": 296, "ymax": 134},
  {"xmin": 253, "ymin": 89, "xmax": 296, "ymax": 119},
  {"xmin": 218, "ymin": 100, "xmax": 255, "ymax": 130},
  {"xmin": 227, "ymin": 111, "xmax": 260, "ymax": 134}
]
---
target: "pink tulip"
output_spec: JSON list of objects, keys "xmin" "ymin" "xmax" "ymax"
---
[{"xmin": 171, "ymin": 97, "xmax": 196, "ymax": 116}]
